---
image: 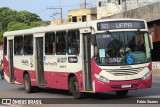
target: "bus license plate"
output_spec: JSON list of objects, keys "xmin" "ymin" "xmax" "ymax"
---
[{"xmin": 122, "ymin": 84, "xmax": 131, "ymax": 88}]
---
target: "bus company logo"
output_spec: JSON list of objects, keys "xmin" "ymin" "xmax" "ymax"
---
[
  {"xmin": 68, "ymin": 57, "xmax": 78, "ymax": 63},
  {"xmin": 2, "ymin": 99, "xmax": 11, "ymax": 105},
  {"xmin": 44, "ymin": 62, "xmax": 57, "ymax": 66},
  {"xmin": 21, "ymin": 59, "xmax": 29, "ymax": 66}
]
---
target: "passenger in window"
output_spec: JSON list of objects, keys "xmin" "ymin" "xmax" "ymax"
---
[
  {"xmin": 20, "ymin": 48, "xmax": 23, "ymax": 54},
  {"xmin": 68, "ymin": 43, "xmax": 75, "ymax": 54},
  {"xmin": 75, "ymin": 45, "xmax": 79, "ymax": 53},
  {"xmin": 15, "ymin": 42, "xmax": 23, "ymax": 55}
]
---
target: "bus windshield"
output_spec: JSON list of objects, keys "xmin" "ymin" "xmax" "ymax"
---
[{"xmin": 94, "ymin": 31, "xmax": 151, "ymax": 66}]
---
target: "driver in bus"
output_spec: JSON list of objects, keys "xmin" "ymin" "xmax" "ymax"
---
[{"xmin": 134, "ymin": 36, "xmax": 145, "ymax": 51}]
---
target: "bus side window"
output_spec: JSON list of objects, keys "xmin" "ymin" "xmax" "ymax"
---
[
  {"xmin": 24, "ymin": 35, "xmax": 33, "ymax": 55},
  {"xmin": 4, "ymin": 37, "xmax": 7, "ymax": 55},
  {"xmin": 14, "ymin": 36, "xmax": 23, "ymax": 55},
  {"xmin": 68, "ymin": 30, "xmax": 80, "ymax": 54},
  {"xmin": 56, "ymin": 31, "xmax": 66, "ymax": 54},
  {"xmin": 45, "ymin": 32, "xmax": 55, "ymax": 55}
]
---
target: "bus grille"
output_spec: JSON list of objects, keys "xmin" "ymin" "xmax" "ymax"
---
[{"xmin": 107, "ymin": 67, "xmax": 145, "ymax": 76}]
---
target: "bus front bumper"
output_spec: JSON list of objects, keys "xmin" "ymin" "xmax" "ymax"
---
[{"xmin": 94, "ymin": 75, "xmax": 152, "ymax": 92}]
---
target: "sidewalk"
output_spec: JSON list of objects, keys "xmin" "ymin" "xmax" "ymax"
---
[{"xmin": 152, "ymin": 69, "xmax": 160, "ymax": 76}]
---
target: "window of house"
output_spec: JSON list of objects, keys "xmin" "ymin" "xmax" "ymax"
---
[
  {"xmin": 107, "ymin": 0, "xmax": 111, "ymax": 3},
  {"xmin": 4, "ymin": 37, "xmax": 7, "ymax": 55},
  {"xmin": 82, "ymin": 15, "xmax": 87, "ymax": 22},
  {"xmin": 99, "ymin": 2, "xmax": 101, "ymax": 7},
  {"xmin": 118, "ymin": 0, "xmax": 121, "ymax": 5},
  {"xmin": 45, "ymin": 32, "xmax": 56, "ymax": 55},
  {"xmin": 14, "ymin": 36, "xmax": 23, "ymax": 55},
  {"xmin": 24, "ymin": 35, "xmax": 33, "ymax": 55},
  {"xmin": 56, "ymin": 31, "xmax": 66, "ymax": 54},
  {"xmin": 72, "ymin": 16, "xmax": 77, "ymax": 22},
  {"xmin": 68, "ymin": 30, "xmax": 80, "ymax": 54}
]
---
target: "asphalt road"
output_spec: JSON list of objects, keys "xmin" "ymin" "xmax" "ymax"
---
[{"xmin": 0, "ymin": 70, "xmax": 160, "ymax": 107}]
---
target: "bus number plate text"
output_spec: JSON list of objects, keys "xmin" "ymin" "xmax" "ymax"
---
[{"xmin": 122, "ymin": 84, "xmax": 131, "ymax": 88}]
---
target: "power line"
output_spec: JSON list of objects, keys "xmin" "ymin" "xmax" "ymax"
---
[{"xmin": 47, "ymin": 7, "xmax": 63, "ymax": 24}]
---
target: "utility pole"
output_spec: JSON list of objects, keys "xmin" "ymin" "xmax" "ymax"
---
[
  {"xmin": 47, "ymin": 7, "xmax": 63, "ymax": 24},
  {"xmin": 48, "ymin": 0, "xmax": 63, "ymax": 24},
  {"xmin": 122, "ymin": 0, "xmax": 127, "ymax": 18},
  {"xmin": 80, "ymin": 0, "xmax": 87, "ymax": 8}
]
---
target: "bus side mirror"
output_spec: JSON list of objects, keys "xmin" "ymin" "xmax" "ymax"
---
[{"xmin": 91, "ymin": 34, "xmax": 97, "ymax": 46}]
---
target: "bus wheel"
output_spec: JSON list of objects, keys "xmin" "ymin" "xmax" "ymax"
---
[
  {"xmin": 115, "ymin": 90, "xmax": 128, "ymax": 97},
  {"xmin": 69, "ymin": 76, "xmax": 84, "ymax": 99},
  {"xmin": 24, "ymin": 74, "xmax": 34, "ymax": 93}
]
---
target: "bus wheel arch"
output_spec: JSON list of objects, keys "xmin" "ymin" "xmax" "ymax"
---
[
  {"xmin": 23, "ymin": 71, "xmax": 35, "ymax": 93},
  {"xmin": 68, "ymin": 74, "xmax": 84, "ymax": 99}
]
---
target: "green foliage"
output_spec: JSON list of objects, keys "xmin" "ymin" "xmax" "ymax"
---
[
  {"xmin": 0, "ymin": 31, "xmax": 4, "ymax": 43},
  {"xmin": 7, "ymin": 21, "xmax": 29, "ymax": 31},
  {"xmin": 0, "ymin": 7, "xmax": 42, "ymax": 43}
]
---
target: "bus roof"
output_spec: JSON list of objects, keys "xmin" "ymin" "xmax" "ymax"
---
[{"xmin": 3, "ymin": 18, "xmax": 146, "ymax": 37}]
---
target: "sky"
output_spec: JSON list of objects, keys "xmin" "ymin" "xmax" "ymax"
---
[{"xmin": 0, "ymin": 0, "xmax": 96, "ymax": 21}]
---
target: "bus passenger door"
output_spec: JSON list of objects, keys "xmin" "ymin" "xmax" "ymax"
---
[
  {"xmin": 9, "ymin": 40, "xmax": 15, "ymax": 83},
  {"xmin": 83, "ymin": 34, "xmax": 93, "ymax": 91},
  {"xmin": 36, "ymin": 37, "xmax": 45, "ymax": 86}
]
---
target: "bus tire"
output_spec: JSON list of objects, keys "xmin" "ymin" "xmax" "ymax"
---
[
  {"xmin": 115, "ymin": 90, "xmax": 128, "ymax": 97},
  {"xmin": 69, "ymin": 76, "xmax": 84, "ymax": 99},
  {"xmin": 24, "ymin": 74, "xmax": 34, "ymax": 93}
]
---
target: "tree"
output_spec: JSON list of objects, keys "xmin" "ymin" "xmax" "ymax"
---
[
  {"xmin": 0, "ymin": 7, "xmax": 42, "ymax": 43},
  {"xmin": 15, "ymin": 11, "xmax": 41, "ymax": 25},
  {"xmin": 7, "ymin": 21, "xmax": 29, "ymax": 31},
  {"xmin": 0, "ymin": 7, "xmax": 17, "ymax": 31}
]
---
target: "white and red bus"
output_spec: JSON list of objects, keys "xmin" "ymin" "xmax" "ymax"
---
[{"xmin": 3, "ymin": 18, "xmax": 152, "ymax": 98}]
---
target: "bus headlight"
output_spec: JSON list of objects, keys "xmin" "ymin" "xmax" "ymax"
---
[
  {"xmin": 142, "ymin": 71, "xmax": 152, "ymax": 80},
  {"xmin": 94, "ymin": 74, "xmax": 110, "ymax": 83}
]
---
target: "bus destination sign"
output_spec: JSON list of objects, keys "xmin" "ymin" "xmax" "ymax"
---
[{"xmin": 97, "ymin": 21, "xmax": 145, "ymax": 31}]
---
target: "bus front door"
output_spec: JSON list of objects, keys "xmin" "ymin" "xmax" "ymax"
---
[
  {"xmin": 9, "ymin": 40, "xmax": 15, "ymax": 83},
  {"xmin": 83, "ymin": 34, "xmax": 93, "ymax": 91},
  {"xmin": 36, "ymin": 37, "xmax": 45, "ymax": 86}
]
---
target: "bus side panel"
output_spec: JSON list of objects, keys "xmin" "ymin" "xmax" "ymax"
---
[
  {"xmin": 13, "ymin": 56, "xmax": 37, "ymax": 86},
  {"xmin": 75, "ymin": 70, "xmax": 84, "ymax": 92},
  {"xmin": 12, "ymin": 68, "xmax": 37, "ymax": 86},
  {"xmin": 91, "ymin": 57, "xmax": 102, "ymax": 77},
  {"xmin": 45, "ymin": 71, "xmax": 69, "ymax": 89},
  {"xmin": 3, "ymin": 56, "xmax": 10, "ymax": 81},
  {"xmin": 44, "ymin": 70, "xmax": 83, "ymax": 91},
  {"xmin": 13, "ymin": 67, "xmax": 24, "ymax": 84},
  {"xmin": 28, "ymin": 70, "xmax": 37, "ymax": 86}
]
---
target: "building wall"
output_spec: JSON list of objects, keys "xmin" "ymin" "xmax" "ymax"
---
[
  {"xmin": 105, "ymin": 2, "xmax": 160, "ymax": 22},
  {"xmin": 50, "ymin": 8, "xmax": 97, "ymax": 25},
  {"xmin": 50, "ymin": 19, "xmax": 69, "ymax": 25},
  {"xmin": 68, "ymin": 8, "xmax": 97, "ymax": 22},
  {"xmin": 97, "ymin": 0, "xmax": 155, "ymax": 19}
]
